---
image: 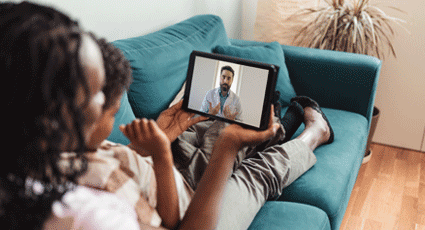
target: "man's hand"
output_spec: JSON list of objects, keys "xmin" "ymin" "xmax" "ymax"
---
[
  {"xmin": 208, "ymin": 101, "xmax": 220, "ymax": 115},
  {"xmin": 223, "ymin": 105, "xmax": 238, "ymax": 120},
  {"xmin": 156, "ymin": 100, "xmax": 208, "ymax": 142}
]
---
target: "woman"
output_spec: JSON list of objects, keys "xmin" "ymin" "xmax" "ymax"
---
[{"xmin": 0, "ymin": 2, "xmax": 140, "ymax": 229}]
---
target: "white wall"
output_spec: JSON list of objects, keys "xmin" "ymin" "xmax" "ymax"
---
[
  {"xmin": 237, "ymin": 66, "xmax": 269, "ymax": 128},
  {"xmin": 369, "ymin": 0, "xmax": 425, "ymax": 151},
  {"xmin": 193, "ymin": 0, "xmax": 243, "ymax": 40},
  {"xmin": 187, "ymin": 57, "xmax": 218, "ymax": 111},
  {"xmin": 241, "ymin": 0, "xmax": 258, "ymax": 40},
  {"xmin": 8, "ymin": 0, "xmax": 244, "ymax": 41}
]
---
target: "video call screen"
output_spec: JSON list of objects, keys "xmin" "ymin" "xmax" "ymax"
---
[{"xmin": 185, "ymin": 54, "xmax": 275, "ymax": 129}]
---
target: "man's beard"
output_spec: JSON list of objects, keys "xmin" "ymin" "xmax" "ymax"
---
[{"xmin": 221, "ymin": 84, "xmax": 229, "ymax": 93}]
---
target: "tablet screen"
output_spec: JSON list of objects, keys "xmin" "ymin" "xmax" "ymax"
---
[{"xmin": 184, "ymin": 51, "xmax": 278, "ymax": 130}]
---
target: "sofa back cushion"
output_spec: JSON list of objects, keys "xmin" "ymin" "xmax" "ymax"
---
[{"xmin": 112, "ymin": 14, "xmax": 230, "ymax": 119}]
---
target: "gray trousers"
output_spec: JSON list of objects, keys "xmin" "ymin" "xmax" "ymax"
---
[{"xmin": 172, "ymin": 119, "xmax": 317, "ymax": 230}]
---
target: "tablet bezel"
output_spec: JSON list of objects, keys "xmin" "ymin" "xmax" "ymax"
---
[{"xmin": 182, "ymin": 50, "xmax": 279, "ymax": 131}]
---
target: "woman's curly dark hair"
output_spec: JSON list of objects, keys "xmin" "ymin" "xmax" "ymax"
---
[
  {"xmin": 96, "ymin": 38, "xmax": 133, "ymax": 110},
  {"xmin": 0, "ymin": 1, "xmax": 93, "ymax": 229}
]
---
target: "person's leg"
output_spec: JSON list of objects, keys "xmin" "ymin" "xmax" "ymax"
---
[
  {"xmin": 173, "ymin": 99, "xmax": 305, "ymax": 182},
  {"xmin": 172, "ymin": 120, "xmax": 234, "ymax": 190},
  {"xmin": 177, "ymin": 120, "xmax": 215, "ymax": 148},
  {"xmin": 215, "ymin": 99, "xmax": 333, "ymax": 230},
  {"xmin": 280, "ymin": 101, "xmax": 305, "ymax": 143},
  {"xmin": 171, "ymin": 120, "xmax": 215, "ymax": 190},
  {"xmin": 242, "ymin": 101, "xmax": 304, "ymax": 162},
  {"xmin": 173, "ymin": 115, "xmax": 282, "ymax": 192},
  {"xmin": 215, "ymin": 138, "xmax": 316, "ymax": 230},
  {"xmin": 291, "ymin": 96, "xmax": 334, "ymax": 146},
  {"xmin": 295, "ymin": 107, "xmax": 331, "ymax": 150}
]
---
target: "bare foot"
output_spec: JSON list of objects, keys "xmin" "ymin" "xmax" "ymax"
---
[
  {"xmin": 304, "ymin": 107, "xmax": 331, "ymax": 145},
  {"xmin": 296, "ymin": 107, "xmax": 331, "ymax": 151}
]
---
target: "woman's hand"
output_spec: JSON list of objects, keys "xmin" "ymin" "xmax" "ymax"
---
[
  {"xmin": 120, "ymin": 118, "xmax": 171, "ymax": 160},
  {"xmin": 120, "ymin": 118, "xmax": 180, "ymax": 229},
  {"xmin": 220, "ymin": 105, "xmax": 279, "ymax": 150},
  {"xmin": 156, "ymin": 100, "xmax": 208, "ymax": 143}
]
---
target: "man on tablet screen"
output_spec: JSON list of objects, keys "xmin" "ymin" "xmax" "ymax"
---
[{"xmin": 200, "ymin": 65, "xmax": 243, "ymax": 121}]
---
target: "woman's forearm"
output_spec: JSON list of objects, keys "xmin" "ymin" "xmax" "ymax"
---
[
  {"xmin": 178, "ymin": 135, "xmax": 239, "ymax": 229},
  {"xmin": 153, "ymin": 149, "xmax": 180, "ymax": 229}
]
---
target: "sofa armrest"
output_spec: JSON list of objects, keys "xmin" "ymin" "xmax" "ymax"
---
[{"xmin": 230, "ymin": 39, "xmax": 382, "ymax": 124}]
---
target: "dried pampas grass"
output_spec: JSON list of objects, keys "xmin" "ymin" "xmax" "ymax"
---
[{"xmin": 287, "ymin": 0, "xmax": 406, "ymax": 59}]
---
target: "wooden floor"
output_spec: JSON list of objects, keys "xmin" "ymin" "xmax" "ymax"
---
[{"xmin": 340, "ymin": 143, "xmax": 425, "ymax": 230}]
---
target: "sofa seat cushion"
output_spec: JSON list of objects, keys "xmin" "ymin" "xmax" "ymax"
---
[
  {"xmin": 212, "ymin": 42, "xmax": 297, "ymax": 107},
  {"xmin": 277, "ymin": 108, "xmax": 368, "ymax": 229},
  {"xmin": 248, "ymin": 201, "xmax": 331, "ymax": 230},
  {"xmin": 112, "ymin": 15, "xmax": 230, "ymax": 120}
]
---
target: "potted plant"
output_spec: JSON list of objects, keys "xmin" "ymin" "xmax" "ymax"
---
[{"xmin": 286, "ymin": 0, "xmax": 405, "ymax": 163}]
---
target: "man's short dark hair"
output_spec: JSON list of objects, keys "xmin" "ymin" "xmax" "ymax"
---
[{"xmin": 221, "ymin": 65, "xmax": 234, "ymax": 78}]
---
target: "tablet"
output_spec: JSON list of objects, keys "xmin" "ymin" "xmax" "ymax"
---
[{"xmin": 182, "ymin": 50, "xmax": 279, "ymax": 130}]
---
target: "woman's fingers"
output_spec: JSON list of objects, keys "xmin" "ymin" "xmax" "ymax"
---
[
  {"xmin": 134, "ymin": 119, "xmax": 146, "ymax": 140},
  {"xmin": 147, "ymin": 119, "xmax": 158, "ymax": 133},
  {"xmin": 119, "ymin": 125, "xmax": 127, "ymax": 137},
  {"xmin": 264, "ymin": 105, "xmax": 279, "ymax": 139},
  {"xmin": 264, "ymin": 123, "xmax": 279, "ymax": 140},
  {"xmin": 167, "ymin": 100, "xmax": 183, "ymax": 115},
  {"xmin": 127, "ymin": 119, "xmax": 138, "ymax": 140},
  {"xmin": 269, "ymin": 105, "xmax": 275, "ymax": 127}
]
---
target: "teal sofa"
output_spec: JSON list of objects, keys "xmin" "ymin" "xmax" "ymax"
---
[{"xmin": 107, "ymin": 15, "xmax": 381, "ymax": 230}]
